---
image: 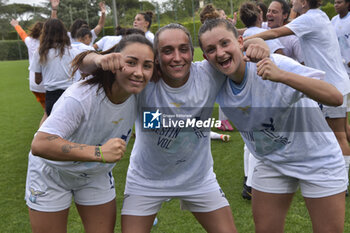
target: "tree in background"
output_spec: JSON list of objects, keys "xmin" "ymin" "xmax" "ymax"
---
[{"xmin": 43, "ymin": 0, "xmax": 102, "ymax": 29}]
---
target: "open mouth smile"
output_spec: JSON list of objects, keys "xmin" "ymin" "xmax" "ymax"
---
[
  {"xmin": 170, "ymin": 64, "xmax": 185, "ymax": 71},
  {"xmin": 129, "ymin": 79, "xmax": 143, "ymax": 85},
  {"xmin": 218, "ymin": 58, "xmax": 232, "ymax": 69}
]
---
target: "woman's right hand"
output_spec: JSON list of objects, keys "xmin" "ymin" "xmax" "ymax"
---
[
  {"xmin": 99, "ymin": 138, "xmax": 126, "ymax": 163},
  {"xmin": 10, "ymin": 19, "xmax": 18, "ymax": 27}
]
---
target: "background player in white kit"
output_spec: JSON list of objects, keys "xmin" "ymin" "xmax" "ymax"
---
[
  {"xmin": 332, "ymin": 0, "xmax": 350, "ymax": 142},
  {"xmin": 9, "ymin": 0, "xmax": 60, "ymax": 126},
  {"xmin": 133, "ymin": 11, "xmax": 155, "ymax": 43},
  {"xmin": 266, "ymin": 0, "xmax": 304, "ymax": 63},
  {"xmin": 30, "ymin": 18, "xmax": 81, "ymax": 117},
  {"xmin": 199, "ymin": 18, "xmax": 347, "ymax": 233},
  {"xmin": 67, "ymin": 1, "xmax": 106, "ymax": 46},
  {"xmin": 26, "ymin": 34, "xmax": 154, "ymax": 233}
]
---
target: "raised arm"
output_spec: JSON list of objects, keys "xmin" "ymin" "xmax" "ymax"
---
[
  {"xmin": 10, "ymin": 19, "xmax": 28, "ymax": 41},
  {"xmin": 256, "ymin": 58, "xmax": 343, "ymax": 106},
  {"xmin": 73, "ymin": 51, "xmax": 124, "ymax": 75},
  {"xmin": 50, "ymin": 0, "xmax": 60, "ymax": 18},
  {"xmin": 243, "ymin": 38, "xmax": 270, "ymax": 62},
  {"xmin": 227, "ymin": 12, "xmax": 237, "ymax": 26},
  {"xmin": 244, "ymin": 26, "xmax": 294, "ymax": 41},
  {"xmin": 92, "ymin": 1, "xmax": 106, "ymax": 36},
  {"xmin": 31, "ymin": 132, "xmax": 126, "ymax": 163}
]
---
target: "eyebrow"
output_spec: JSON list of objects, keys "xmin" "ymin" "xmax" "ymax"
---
[
  {"xmin": 126, "ymin": 56, "xmax": 154, "ymax": 63},
  {"xmin": 160, "ymin": 44, "xmax": 190, "ymax": 49}
]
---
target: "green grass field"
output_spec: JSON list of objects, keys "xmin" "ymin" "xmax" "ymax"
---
[{"xmin": 0, "ymin": 55, "xmax": 349, "ymax": 232}]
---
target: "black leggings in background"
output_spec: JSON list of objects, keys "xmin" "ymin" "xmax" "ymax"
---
[{"xmin": 45, "ymin": 89, "xmax": 65, "ymax": 116}]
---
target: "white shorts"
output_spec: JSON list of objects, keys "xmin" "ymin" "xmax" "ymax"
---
[
  {"xmin": 322, "ymin": 95, "xmax": 347, "ymax": 118},
  {"xmin": 251, "ymin": 162, "xmax": 347, "ymax": 198},
  {"xmin": 121, "ymin": 189, "xmax": 229, "ymax": 216},
  {"xmin": 25, "ymin": 154, "xmax": 116, "ymax": 212},
  {"xmin": 347, "ymin": 94, "xmax": 350, "ymax": 112}
]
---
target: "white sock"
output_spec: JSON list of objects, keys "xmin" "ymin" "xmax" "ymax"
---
[
  {"xmin": 210, "ymin": 131, "xmax": 221, "ymax": 139},
  {"xmin": 244, "ymin": 144, "xmax": 249, "ymax": 177}
]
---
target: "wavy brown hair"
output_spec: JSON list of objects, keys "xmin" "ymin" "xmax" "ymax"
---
[
  {"xmin": 306, "ymin": 0, "xmax": 322, "ymax": 8},
  {"xmin": 70, "ymin": 19, "xmax": 88, "ymax": 39},
  {"xmin": 39, "ymin": 18, "xmax": 70, "ymax": 64},
  {"xmin": 199, "ymin": 4, "xmax": 221, "ymax": 24},
  {"xmin": 28, "ymin": 21, "xmax": 43, "ymax": 39},
  {"xmin": 240, "ymin": 2, "xmax": 261, "ymax": 27}
]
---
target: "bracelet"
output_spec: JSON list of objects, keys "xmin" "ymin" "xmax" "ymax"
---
[
  {"xmin": 52, "ymin": 8, "xmax": 58, "ymax": 11},
  {"xmin": 99, "ymin": 146, "xmax": 106, "ymax": 163}
]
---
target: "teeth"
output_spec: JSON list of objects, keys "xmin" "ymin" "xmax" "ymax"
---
[
  {"xmin": 219, "ymin": 58, "xmax": 231, "ymax": 67},
  {"xmin": 219, "ymin": 58, "xmax": 230, "ymax": 65}
]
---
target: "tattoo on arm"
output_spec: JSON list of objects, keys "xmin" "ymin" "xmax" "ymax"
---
[
  {"xmin": 61, "ymin": 144, "xmax": 88, "ymax": 153},
  {"xmin": 46, "ymin": 135, "xmax": 59, "ymax": 141},
  {"xmin": 95, "ymin": 146, "xmax": 101, "ymax": 158}
]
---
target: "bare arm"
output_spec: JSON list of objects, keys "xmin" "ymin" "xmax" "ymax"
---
[
  {"xmin": 243, "ymin": 38, "xmax": 270, "ymax": 62},
  {"xmin": 256, "ymin": 58, "xmax": 343, "ymax": 106},
  {"xmin": 50, "ymin": 0, "xmax": 59, "ymax": 18},
  {"xmin": 244, "ymin": 26, "xmax": 294, "ymax": 41},
  {"xmin": 78, "ymin": 52, "xmax": 124, "ymax": 74},
  {"xmin": 93, "ymin": 1, "xmax": 106, "ymax": 36},
  {"xmin": 10, "ymin": 19, "xmax": 28, "ymax": 41},
  {"xmin": 227, "ymin": 12, "xmax": 237, "ymax": 26},
  {"xmin": 35, "ymin": 72, "xmax": 42, "ymax": 84},
  {"xmin": 274, "ymin": 48, "xmax": 284, "ymax": 55},
  {"xmin": 31, "ymin": 132, "xmax": 126, "ymax": 163}
]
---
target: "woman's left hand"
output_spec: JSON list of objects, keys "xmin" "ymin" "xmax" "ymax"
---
[{"xmin": 256, "ymin": 58, "xmax": 284, "ymax": 82}]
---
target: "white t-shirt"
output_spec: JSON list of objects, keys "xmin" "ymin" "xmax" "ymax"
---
[
  {"xmin": 68, "ymin": 29, "xmax": 97, "ymax": 46},
  {"xmin": 331, "ymin": 12, "xmax": 350, "ymax": 75},
  {"xmin": 217, "ymin": 54, "xmax": 346, "ymax": 182},
  {"xmin": 30, "ymin": 47, "xmax": 80, "ymax": 91},
  {"xmin": 95, "ymin": 35, "xmax": 122, "ymax": 51},
  {"xmin": 145, "ymin": 30, "xmax": 154, "ymax": 43},
  {"xmin": 24, "ymin": 37, "xmax": 45, "ymax": 93},
  {"xmin": 278, "ymin": 35, "xmax": 304, "ymax": 63},
  {"xmin": 260, "ymin": 25, "xmax": 304, "ymax": 63},
  {"xmin": 35, "ymin": 81, "xmax": 137, "ymax": 176},
  {"xmin": 261, "ymin": 21, "xmax": 269, "ymax": 29},
  {"xmin": 125, "ymin": 60, "xmax": 226, "ymax": 196},
  {"xmin": 71, "ymin": 42, "xmax": 95, "ymax": 53},
  {"xmin": 286, "ymin": 9, "xmax": 350, "ymax": 95},
  {"xmin": 243, "ymin": 27, "xmax": 284, "ymax": 53}
]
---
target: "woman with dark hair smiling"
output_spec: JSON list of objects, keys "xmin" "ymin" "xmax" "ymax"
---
[{"xmin": 26, "ymin": 34, "xmax": 155, "ymax": 233}]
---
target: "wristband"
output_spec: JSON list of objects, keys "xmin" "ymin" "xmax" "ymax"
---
[{"xmin": 99, "ymin": 146, "xmax": 106, "ymax": 163}]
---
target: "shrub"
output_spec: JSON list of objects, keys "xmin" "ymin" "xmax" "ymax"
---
[
  {"xmin": 0, "ymin": 40, "xmax": 28, "ymax": 61},
  {"xmin": 321, "ymin": 2, "xmax": 337, "ymax": 19}
]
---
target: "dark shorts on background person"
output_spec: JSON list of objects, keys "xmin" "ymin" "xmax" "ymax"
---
[{"xmin": 45, "ymin": 89, "xmax": 65, "ymax": 116}]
